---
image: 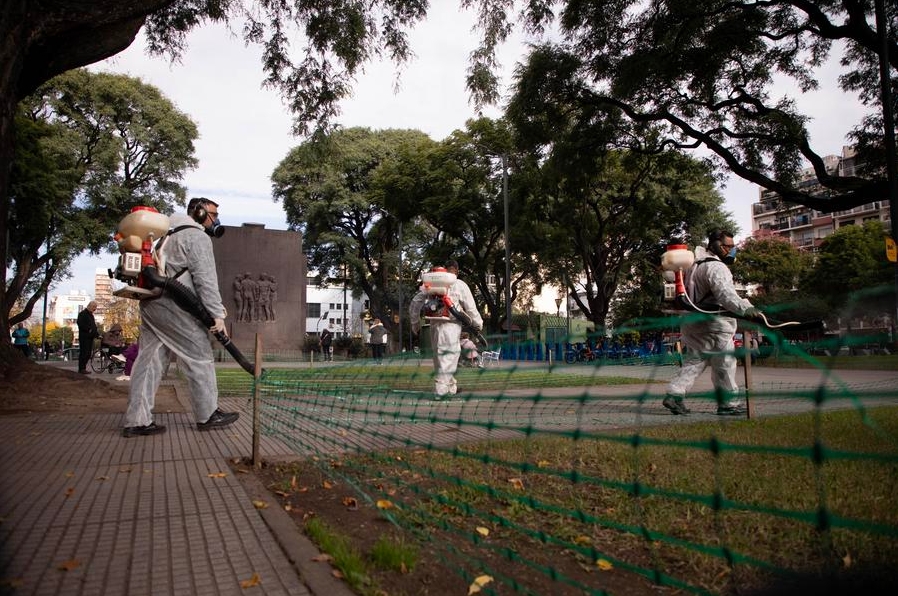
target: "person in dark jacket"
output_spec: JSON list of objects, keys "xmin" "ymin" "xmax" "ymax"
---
[{"xmin": 76, "ymin": 301, "xmax": 99, "ymax": 374}]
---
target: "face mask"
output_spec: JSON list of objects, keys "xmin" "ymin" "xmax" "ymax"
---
[
  {"xmin": 205, "ymin": 217, "xmax": 225, "ymax": 238},
  {"xmin": 721, "ymin": 247, "xmax": 737, "ymax": 265}
]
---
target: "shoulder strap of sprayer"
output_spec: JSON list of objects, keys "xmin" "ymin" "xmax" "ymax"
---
[
  {"xmin": 153, "ymin": 224, "xmax": 196, "ymax": 280},
  {"xmin": 688, "ymin": 257, "xmax": 722, "ymax": 310}
]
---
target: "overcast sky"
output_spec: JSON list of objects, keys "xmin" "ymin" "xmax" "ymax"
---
[{"xmin": 54, "ymin": 5, "xmax": 866, "ymax": 299}]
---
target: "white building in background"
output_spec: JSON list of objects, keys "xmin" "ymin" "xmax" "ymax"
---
[
  {"xmin": 48, "ymin": 292, "xmax": 95, "ymax": 329},
  {"xmin": 305, "ymin": 274, "xmax": 369, "ymax": 339}
]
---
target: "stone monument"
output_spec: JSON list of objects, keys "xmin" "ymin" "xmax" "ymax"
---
[{"xmin": 212, "ymin": 223, "xmax": 306, "ymax": 352}]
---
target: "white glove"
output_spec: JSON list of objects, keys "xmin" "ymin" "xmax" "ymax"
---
[{"xmin": 210, "ymin": 318, "xmax": 227, "ymax": 336}]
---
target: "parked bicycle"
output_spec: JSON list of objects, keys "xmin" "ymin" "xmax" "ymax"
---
[
  {"xmin": 91, "ymin": 346, "xmax": 125, "ymax": 374},
  {"xmin": 564, "ymin": 343, "xmax": 597, "ymax": 364}
]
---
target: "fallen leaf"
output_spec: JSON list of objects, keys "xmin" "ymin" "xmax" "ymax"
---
[
  {"xmin": 537, "ymin": 460, "xmax": 550, "ymax": 468},
  {"xmin": 290, "ymin": 475, "xmax": 298, "ymax": 490},
  {"xmin": 596, "ymin": 559, "xmax": 613, "ymax": 571},
  {"xmin": 322, "ymin": 480, "xmax": 334, "ymax": 489},
  {"xmin": 95, "ymin": 476, "xmax": 110, "ymax": 481},
  {"xmin": 508, "ymin": 478, "xmax": 525, "ymax": 490},
  {"xmin": 574, "ymin": 535, "xmax": 592, "ymax": 545},
  {"xmin": 339, "ymin": 429, "xmax": 348, "ymax": 436},
  {"xmin": 208, "ymin": 472, "xmax": 228, "ymax": 479},
  {"xmin": 252, "ymin": 500, "xmax": 269, "ymax": 510},
  {"xmin": 64, "ymin": 471, "xmax": 75, "ymax": 478},
  {"xmin": 475, "ymin": 527, "xmax": 490, "ymax": 537},
  {"xmin": 58, "ymin": 559, "xmax": 80, "ymax": 571},
  {"xmin": 342, "ymin": 496, "xmax": 359, "ymax": 510},
  {"xmin": 283, "ymin": 504, "xmax": 292, "ymax": 512},
  {"xmin": 400, "ymin": 562, "xmax": 408, "ymax": 574},
  {"xmin": 376, "ymin": 499, "xmax": 395, "ymax": 510},
  {"xmin": 311, "ymin": 554, "xmax": 333, "ymax": 563},
  {"xmin": 332, "ymin": 569, "xmax": 344, "ymax": 579},
  {"xmin": 239, "ymin": 572, "xmax": 261, "ymax": 588},
  {"xmin": 468, "ymin": 574, "xmax": 493, "ymax": 594},
  {"xmin": 297, "ymin": 486, "xmax": 309, "ymax": 493},
  {"xmin": 842, "ymin": 551, "xmax": 853, "ymax": 568},
  {"xmin": 64, "ymin": 487, "xmax": 75, "ymax": 498},
  {"xmin": 274, "ymin": 490, "xmax": 290, "ymax": 498},
  {"xmin": 236, "ymin": 469, "xmax": 249, "ymax": 474}
]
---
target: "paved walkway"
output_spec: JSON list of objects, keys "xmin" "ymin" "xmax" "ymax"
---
[
  {"xmin": 0, "ymin": 374, "xmax": 354, "ymax": 596},
  {"xmin": 2, "ymin": 361, "xmax": 896, "ymax": 595}
]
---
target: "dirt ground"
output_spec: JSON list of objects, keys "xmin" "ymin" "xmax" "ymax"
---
[
  {"xmin": 0, "ymin": 360, "xmax": 182, "ymax": 414},
  {"xmin": 251, "ymin": 459, "xmax": 675, "ymax": 596}
]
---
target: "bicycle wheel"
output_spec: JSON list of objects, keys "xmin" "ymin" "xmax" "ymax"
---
[
  {"xmin": 564, "ymin": 350, "xmax": 577, "ymax": 364},
  {"xmin": 90, "ymin": 350, "xmax": 106, "ymax": 373}
]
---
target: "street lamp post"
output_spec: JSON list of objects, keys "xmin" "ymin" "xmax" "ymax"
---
[
  {"xmin": 398, "ymin": 221, "xmax": 403, "ymax": 353},
  {"xmin": 502, "ymin": 153, "xmax": 511, "ymax": 350}
]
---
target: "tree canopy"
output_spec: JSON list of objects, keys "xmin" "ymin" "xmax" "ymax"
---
[
  {"xmin": 1, "ymin": 0, "xmax": 894, "ymax": 356},
  {"xmin": 7, "ymin": 69, "xmax": 197, "ymax": 326}
]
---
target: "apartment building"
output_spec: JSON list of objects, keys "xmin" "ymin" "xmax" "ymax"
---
[{"xmin": 750, "ymin": 146, "xmax": 891, "ymax": 250}]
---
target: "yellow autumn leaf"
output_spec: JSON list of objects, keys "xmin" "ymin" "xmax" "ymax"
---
[
  {"xmin": 252, "ymin": 500, "xmax": 269, "ymax": 510},
  {"xmin": 322, "ymin": 480, "xmax": 334, "ymax": 489},
  {"xmin": 208, "ymin": 472, "xmax": 228, "ymax": 478},
  {"xmin": 475, "ymin": 527, "xmax": 490, "ymax": 537},
  {"xmin": 508, "ymin": 477, "xmax": 525, "ymax": 490},
  {"xmin": 342, "ymin": 496, "xmax": 359, "ymax": 510},
  {"xmin": 376, "ymin": 499, "xmax": 395, "ymax": 510},
  {"xmin": 574, "ymin": 535, "xmax": 592, "ymax": 545},
  {"xmin": 536, "ymin": 460, "xmax": 550, "ymax": 468},
  {"xmin": 596, "ymin": 559, "xmax": 613, "ymax": 571},
  {"xmin": 65, "ymin": 471, "xmax": 75, "ymax": 478},
  {"xmin": 58, "ymin": 559, "xmax": 81, "ymax": 571},
  {"xmin": 239, "ymin": 572, "xmax": 261, "ymax": 588},
  {"xmin": 468, "ymin": 574, "xmax": 493, "ymax": 594}
]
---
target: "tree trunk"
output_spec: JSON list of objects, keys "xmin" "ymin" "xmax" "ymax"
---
[{"xmin": 0, "ymin": 0, "xmax": 173, "ymax": 363}]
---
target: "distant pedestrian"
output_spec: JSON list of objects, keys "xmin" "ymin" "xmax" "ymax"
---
[
  {"xmin": 11, "ymin": 323, "xmax": 31, "ymax": 359},
  {"xmin": 76, "ymin": 301, "xmax": 99, "ymax": 374},
  {"xmin": 320, "ymin": 326, "xmax": 333, "ymax": 361},
  {"xmin": 43, "ymin": 340, "xmax": 51, "ymax": 361},
  {"xmin": 368, "ymin": 318, "xmax": 387, "ymax": 364}
]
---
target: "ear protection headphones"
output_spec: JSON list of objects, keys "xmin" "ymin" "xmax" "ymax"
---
[{"xmin": 191, "ymin": 203, "xmax": 208, "ymax": 224}]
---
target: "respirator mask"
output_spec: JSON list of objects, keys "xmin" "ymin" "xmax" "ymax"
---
[{"xmin": 205, "ymin": 217, "xmax": 225, "ymax": 238}]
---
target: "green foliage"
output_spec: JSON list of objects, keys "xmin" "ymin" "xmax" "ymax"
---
[
  {"xmin": 370, "ymin": 535, "xmax": 418, "ymax": 573},
  {"xmin": 7, "ymin": 69, "xmax": 197, "ymax": 326},
  {"xmin": 801, "ymin": 221, "xmax": 895, "ymax": 320},
  {"xmin": 272, "ymin": 127, "xmax": 436, "ymax": 339},
  {"xmin": 732, "ymin": 233, "xmax": 813, "ymax": 300},
  {"xmin": 503, "ymin": 0, "xmax": 894, "ymax": 212}
]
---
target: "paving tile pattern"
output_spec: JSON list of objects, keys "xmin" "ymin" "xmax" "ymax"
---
[{"xmin": 0, "ymin": 390, "xmax": 308, "ymax": 596}]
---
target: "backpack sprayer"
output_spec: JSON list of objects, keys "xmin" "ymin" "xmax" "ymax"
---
[
  {"xmin": 419, "ymin": 267, "xmax": 488, "ymax": 347},
  {"xmin": 660, "ymin": 242, "xmax": 823, "ymax": 331},
  {"xmin": 109, "ymin": 206, "xmax": 255, "ymax": 375}
]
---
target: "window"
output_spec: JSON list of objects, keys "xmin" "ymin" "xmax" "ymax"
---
[{"xmin": 308, "ymin": 303, "xmax": 321, "ymax": 319}]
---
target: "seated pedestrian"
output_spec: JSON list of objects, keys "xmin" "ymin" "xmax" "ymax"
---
[
  {"xmin": 116, "ymin": 342, "xmax": 140, "ymax": 381},
  {"xmin": 460, "ymin": 333, "xmax": 481, "ymax": 367},
  {"xmin": 102, "ymin": 323, "xmax": 125, "ymax": 358}
]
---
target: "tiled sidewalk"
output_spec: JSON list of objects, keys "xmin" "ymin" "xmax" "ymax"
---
[{"xmin": 0, "ymin": 384, "xmax": 343, "ymax": 596}]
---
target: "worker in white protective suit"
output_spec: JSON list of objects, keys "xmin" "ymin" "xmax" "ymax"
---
[
  {"xmin": 663, "ymin": 230, "xmax": 762, "ymax": 416},
  {"xmin": 409, "ymin": 260, "xmax": 483, "ymax": 399},
  {"xmin": 122, "ymin": 198, "xmax": 239, "ymax": 437}
]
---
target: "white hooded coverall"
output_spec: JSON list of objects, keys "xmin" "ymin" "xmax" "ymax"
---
[
  {"xmin": 125, "ymin": 213, "xmax": 226, "ymax": 427},
  {"xmin": 666, "ymin": 248, "xmax": 755, "ymax": 407},
  {"xmin": 410, "ymin": 277, "xmax": 483, "ymax": 397}
]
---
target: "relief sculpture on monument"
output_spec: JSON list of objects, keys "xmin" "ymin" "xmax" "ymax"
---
[{"xmin": 233, "ymin": 273, "xmax": 278, "ymax": 322}]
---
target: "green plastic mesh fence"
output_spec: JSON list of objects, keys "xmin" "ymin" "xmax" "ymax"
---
[{"xmin": 223, "ymin": 317, "xmax": 898, "ymax": 594}]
